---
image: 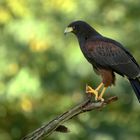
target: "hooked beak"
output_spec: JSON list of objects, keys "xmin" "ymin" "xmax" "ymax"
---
[{"xmin": 64, "ymin": 27, "xmax": 73, "ymax": 35}]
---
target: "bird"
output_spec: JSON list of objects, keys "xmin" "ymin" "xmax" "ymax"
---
[{"xmin": 64, "ymin": 20, "xmax": 140, "ymax": 102}]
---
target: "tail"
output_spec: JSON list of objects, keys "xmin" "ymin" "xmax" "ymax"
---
[{"xmin": 129, "ymin": 78, "xmax": 140, "ymax": 103}]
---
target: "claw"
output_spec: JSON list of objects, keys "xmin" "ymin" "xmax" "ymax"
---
[
  {"xmin": 97, "ymin": 96, "xmax": 104, "ymax": 102},
  {"xmin": 86, "ymin": 85, "xmax": 99, "ymax": 101},
  {"xmin": 86, "ymin": 84, "xmax": 107, "ymax": 102}
]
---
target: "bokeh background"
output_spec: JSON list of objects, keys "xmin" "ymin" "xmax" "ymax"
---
[{"xmin": 0, "ymin": 0, "xmax": 140, "ymax": 140}]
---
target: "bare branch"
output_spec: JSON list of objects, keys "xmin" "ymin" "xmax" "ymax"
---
[{"xmin": 22, "ymin": 91, "xmax": 118, "ymax": 140}]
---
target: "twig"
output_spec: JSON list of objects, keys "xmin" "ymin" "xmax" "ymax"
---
[{"xmin": 22, "ymin": 88, "xmax": 118, "ymax": 140}]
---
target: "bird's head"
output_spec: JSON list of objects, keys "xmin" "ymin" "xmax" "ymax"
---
[{"xmin": 64, "ymin": 20, "xmax": 99, "ymax": 38}]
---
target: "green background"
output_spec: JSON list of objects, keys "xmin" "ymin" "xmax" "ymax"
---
[{"xmin": 0, "ymin": 0, "xmax": 140, "ymax": 140}]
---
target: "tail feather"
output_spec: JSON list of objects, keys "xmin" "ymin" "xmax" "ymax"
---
[{"xmin": 129, "ymin": 78, "xmax": 140, "ymax": 103}]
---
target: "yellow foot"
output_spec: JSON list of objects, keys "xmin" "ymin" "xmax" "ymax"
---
[
  {"xmin": 97, "ymin": 87, "xmax": 107, "ymax": 102},
  {"xmin": 97, "ymin": 96, "xmax": 104, "ymax": 102},
  {"xmin": 86, "ymin": 85, "xmax": 98, "ymax": 100}
]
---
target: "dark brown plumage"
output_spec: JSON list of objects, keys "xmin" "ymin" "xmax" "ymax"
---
[{"xmin": 64, "ymin": 20, "xmax": 140, "ymax": 102}]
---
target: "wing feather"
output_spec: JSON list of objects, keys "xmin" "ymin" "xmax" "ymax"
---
[{"xmin": 84, "ymin": 38, "xmax": 140, "ymax": 78}]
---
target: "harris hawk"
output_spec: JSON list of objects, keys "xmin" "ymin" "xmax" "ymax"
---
[{"xmin": 64, "ymin": 20, "xmax": 140, "ymax": 102}]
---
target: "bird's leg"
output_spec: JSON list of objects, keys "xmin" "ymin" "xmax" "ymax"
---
[
  {"xmin": 86, "ymin": 83, "xmax": 103, "ymax": 100},
  {"xmin": 95, "ymin": 82, "xmax": 104, "ymax": 92},
  {"xmin": 98, "ymin": 87, "xmax": 107, "ymax": 101}
]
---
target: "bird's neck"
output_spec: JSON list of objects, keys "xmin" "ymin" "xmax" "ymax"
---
[
  {"xmin": 77, "ymin": 30, "xmax": 100, "ymax": 47},
  {"xmin": 77, "ymin": 35, "xmax": 86, "ymax": 45},
  {"xmin": 77, "ymin": 29, "xmax": 100, "ymax": 42},
  {"xmin": 77, "ymin": 36, "xmax": 87, "ymax": 55}
]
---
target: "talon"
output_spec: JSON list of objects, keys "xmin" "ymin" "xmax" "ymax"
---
[
  {"xmin": 86, "ymin": 85, "xmax": 99, "ymax": 100},
  {"xmin": 86, "ymin": 84, "xmax": 107, "ymax": 101},
  {"xmin": 97, "ymin": 96, "xmax": 104, "ymax": 102}
]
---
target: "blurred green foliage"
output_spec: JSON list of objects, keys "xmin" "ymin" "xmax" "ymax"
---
[{"xmin": 0, "ymin": 0, "xmax": 140, "ymax": 140}]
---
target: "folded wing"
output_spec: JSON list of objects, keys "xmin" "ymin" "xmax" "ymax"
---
[{"xmin": 85, "ymin": 38, "xmax": 140, "ymax": 79}]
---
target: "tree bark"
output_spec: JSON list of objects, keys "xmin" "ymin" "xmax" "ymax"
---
[{"xmin": 22, "ymin": 89, "xmax": 118, "ymax": 140}]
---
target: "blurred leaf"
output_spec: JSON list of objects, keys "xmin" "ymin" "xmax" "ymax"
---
[{"xmin": 0, "ymin": 0, "xmax": 140, "ymax": 140}]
